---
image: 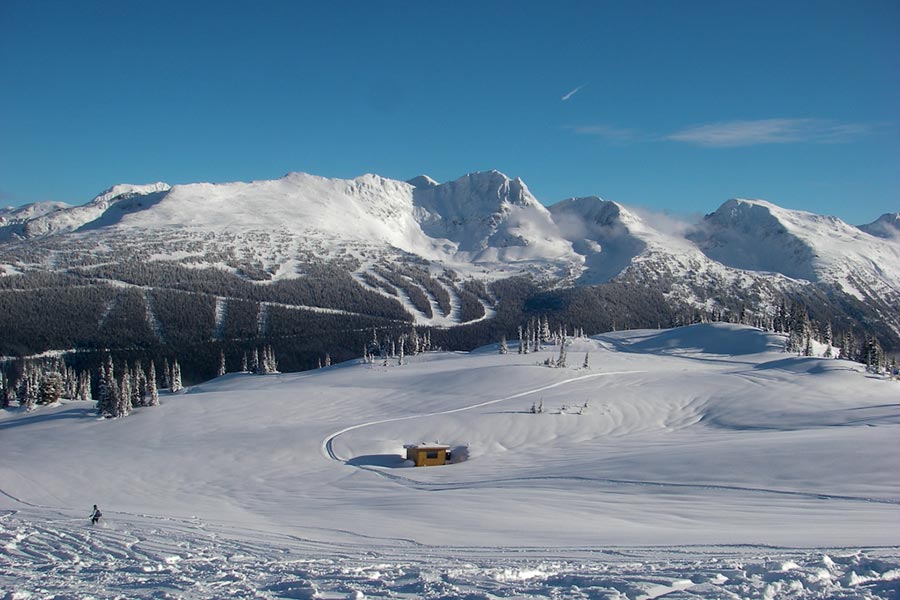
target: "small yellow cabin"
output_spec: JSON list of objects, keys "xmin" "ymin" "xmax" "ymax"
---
[{"xmin": 404, "ymin": 443, "xmax": 450, "ymax": 467}]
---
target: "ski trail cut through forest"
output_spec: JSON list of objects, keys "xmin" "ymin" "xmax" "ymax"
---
[{"xmin": 322, "ymin": 370, "xmax": 642, "ymax": 461}]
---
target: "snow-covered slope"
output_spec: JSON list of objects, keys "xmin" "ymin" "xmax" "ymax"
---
[
  {"xmin": 549, "ymin": 197, "xmax": 648, "ymax": 283},
  {"xmin": 690, "ymin": 199, "xmax": 900, "ymax": 292},
  {"xmin": 860, "ymin": 212, "xmax": 900, "ymax": 240},
  {"xmin": 0, "ymin": 183, "xmax": 171, "ymax": 240},
  {"xmin": 1, "ymin": 171, "xmax": 898, "ymax": 340},
  {"xmin": 0, "ymin": 171, "xmax": 584, "ymax": 278},
  {"xmin": 2, "ymin": 324, "xmax": 899, "ymax": 598},
  {"xmin": 0, "ymin": 201, "xmax": 71, "ymax": 241},
  {"xmin": 688, "ymin": 199, "xmax": 900, "ymax": 334},
  {"xmin": 411, "ymin": 170, "xmax": 575, "ymax": 264},
  {"xmin": 114, "ymin": 173, "xmax": 447, "ymax": 259},
  {"xmin": 2, "ymin": 172, "xmax": 894, "ymax": 293}
]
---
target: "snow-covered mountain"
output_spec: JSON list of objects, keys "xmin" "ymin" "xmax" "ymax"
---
[
  {"xmin": 0, "ymin": 201, "xmax": 71, "ymax": 241},
  {"xmin": 0, "ymin": 183, "xmax": 172, "ymax": 241},
  {"xmin": 0, "ymin": 170, "xmax": 897, "ymax": 356},
  {"xmin": 688, "ymin": 199, "xmax": 900, "ymax": 335},
  {"xmin": 3, "ymin": 172, "xmax": 895, "ymax": 289},
  {"xmin": 860, "ymin": 212, "xmax": 900, "ymax": 240},
  {"xmin": 410, "ymin": 170, "xmax": 573, "ymax": 264}
]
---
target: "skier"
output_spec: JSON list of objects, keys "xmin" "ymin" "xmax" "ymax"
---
[{"xmin": 90, "ymin": 504, "xmax": 102, "ymax": 525}]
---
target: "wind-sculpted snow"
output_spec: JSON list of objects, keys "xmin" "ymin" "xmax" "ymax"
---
[
  {"xmin": 2, "ymin": 324, "xmax": 899, "ymax": 597},
  {"xmin": 2, "ymin": 509, "xmax": 899, "ymax": 599}
]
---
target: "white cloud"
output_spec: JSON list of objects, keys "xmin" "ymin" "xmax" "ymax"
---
[
  {"xmin": 630, "ymin": 206, "xmax": 701, "ymax": 237},
  {"xmin": 665, "ymin": 118, "xmax": 872, "ymax": 147},
  {"xmin": 567, "ymin": 124, "xmax": 642, "ymax": 143}
]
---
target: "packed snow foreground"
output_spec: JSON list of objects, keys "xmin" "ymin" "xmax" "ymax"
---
[{"xmin": 1, "ymin": 324, "xmax": 898, "ymax": 599}]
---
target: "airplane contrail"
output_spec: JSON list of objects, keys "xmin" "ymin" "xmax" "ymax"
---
[{"xmin": 561, "ymin": 84, "xmax": 587, "ymax": 101}]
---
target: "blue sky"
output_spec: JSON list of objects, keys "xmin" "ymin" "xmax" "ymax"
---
[{"xmin": 1, "ymin": 0, "xmax": 897, "ymax": 223}]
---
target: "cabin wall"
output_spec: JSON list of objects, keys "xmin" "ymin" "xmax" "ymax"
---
[{"xmin": 408, "ymin": 448, "xmax": 447, "ymax": 467}]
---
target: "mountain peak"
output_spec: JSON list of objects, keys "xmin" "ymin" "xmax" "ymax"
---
[
  {"xmin": 859, "ymin": 212, "xmax": 900, "ymax": 240},
  {"xmin": 91, "ymin": 182, "xmax": 171, "ymax": 205},
  {"xmin": 407, "ymin": 175, "xmax": 439, "ymax": 189}
]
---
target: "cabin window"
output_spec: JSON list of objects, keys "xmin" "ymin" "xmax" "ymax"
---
[{"xmin": 426, "ymin": 450, "xmax": 439, "ymax": 459}]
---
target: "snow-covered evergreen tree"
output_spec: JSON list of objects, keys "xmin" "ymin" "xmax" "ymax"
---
[
  {"xmin": 241, "ymin": 352, "xmax": 249, "ymax": 372},
  {"xmin": 839, "ymin": 332, "xmax": 852, "ymax": 360},
  {"xmin": 864, "ymin": 335, "xmax": 883, "ymax": 371},
  {"xmin": 218, "ymin": 350, "xmax": 226, "ymax": 377},
  {"xmin": 130, "ymin": 362, "xmax": 143, "ymax": 407},
  {"xmin": 774, "ymin": 299, "xmax": 788, "ymax": 333},
  {"xmin": 76, "ymin": 370, "xmax": 92, "ymax": 402},
  {"xmin": 803, "ymin": 334, "xmax": 814, "ymax": 357},
  {"xmin": 116, "ymin": 373, "xmax": 131, "ymax": 417},
  {"xmin": 162, "ymin": 357, "xmax": 171, "ymax": 390},
  {"xmin": 398, "ymin": 338, "xmax": 405, "ymax": 366},
  {"xmin": 63, "ymin": 366, "xmax": 77, "ymax": 400},
  {"xmin": 97, "ymin": 356, "xmax": 117, "ymax": 417},
  {"xmin": 259, "ymin": 347, "xmax": 269, "ymax": 374},
  {"xmin": 0, "ymin": 370, "xmax": 7, "ymax": 409},
  {"xmin": 557, "ymin": 338, "xmax": 567, "ymax": 368},
  {"xmin": 324, "ymin": 352, "xmax": 331, "ymax": 368},
  {"xmin": 517, "ymin": 326, "xmax": 524, "ymax": 354},
  {"xmin": 499, "ymin": 335, "xmax": 508, "ymax": 354},
  {"xmin": 170, "ymin": 360, "xmax": 183, "ymax": 393},
  {"xmin": 410, "ymin": 326, "xmax": 420, "ymax": 355},
  {"xmin": 19, "ymin": 366, "xmax": 37, "ymax": 412},
  {"xmin": 541, "ymin": 316, "xmax": 551, "ymax": 344},
  {"xmin": 39, "ymin": 371, "xmax": 64, "ymax": 405},
  {"xmin": 147, "ymin": 360, "xmax": 160, "ymax": 407},
  {"xmin": 270, "ymin": 346, "xmax": 279, "ymax": 372},
  {"xmin": 251, "ymin": 349, "xmax": 261, "ymax": 374},
  {"xmin": 583, "ymin": 352, "xmax": 590, "ymax": 369}
]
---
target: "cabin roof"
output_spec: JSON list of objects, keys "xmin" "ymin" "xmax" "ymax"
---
[{"xmin": 403, "ymin": 443, "xmax": 450, "ymax": 450}]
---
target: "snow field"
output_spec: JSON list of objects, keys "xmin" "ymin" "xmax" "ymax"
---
[
  {"xmin": 2, "ymin": 510, "xmax": 899, "ymax": 599},
  {"xmin": 1, "ymin": 323, "xmax": 898, "ymax": 598}
]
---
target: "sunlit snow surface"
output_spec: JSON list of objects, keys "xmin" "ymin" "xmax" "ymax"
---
[{"xmin": 2, "ymin": 324, "xmax": 898, "ymax": 598}]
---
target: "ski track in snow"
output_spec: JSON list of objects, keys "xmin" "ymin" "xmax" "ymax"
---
[
  {"xmin": 322, "ymin": 370, "xmax": 640, "ymax": 462},
  {"xmin": 4, "ymin": 325, "xmax": 900, "ymax": 598},
  {"xmin": 322, "ymin": 370, "xmax": 900, "ymax": 507},
  {"xmin": 2, "ymin": 509, "xmax": 898, "ymax": 599}
]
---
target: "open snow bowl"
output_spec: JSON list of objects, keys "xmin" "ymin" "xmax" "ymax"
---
[{"xmin": 2, "ymin": 324, "xmax": 899, "ymax": 599}]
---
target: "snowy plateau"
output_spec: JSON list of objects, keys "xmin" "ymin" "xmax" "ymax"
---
[{"xmin": 2, "ymin": 324, "xmax": 900, "ymax": 599}]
